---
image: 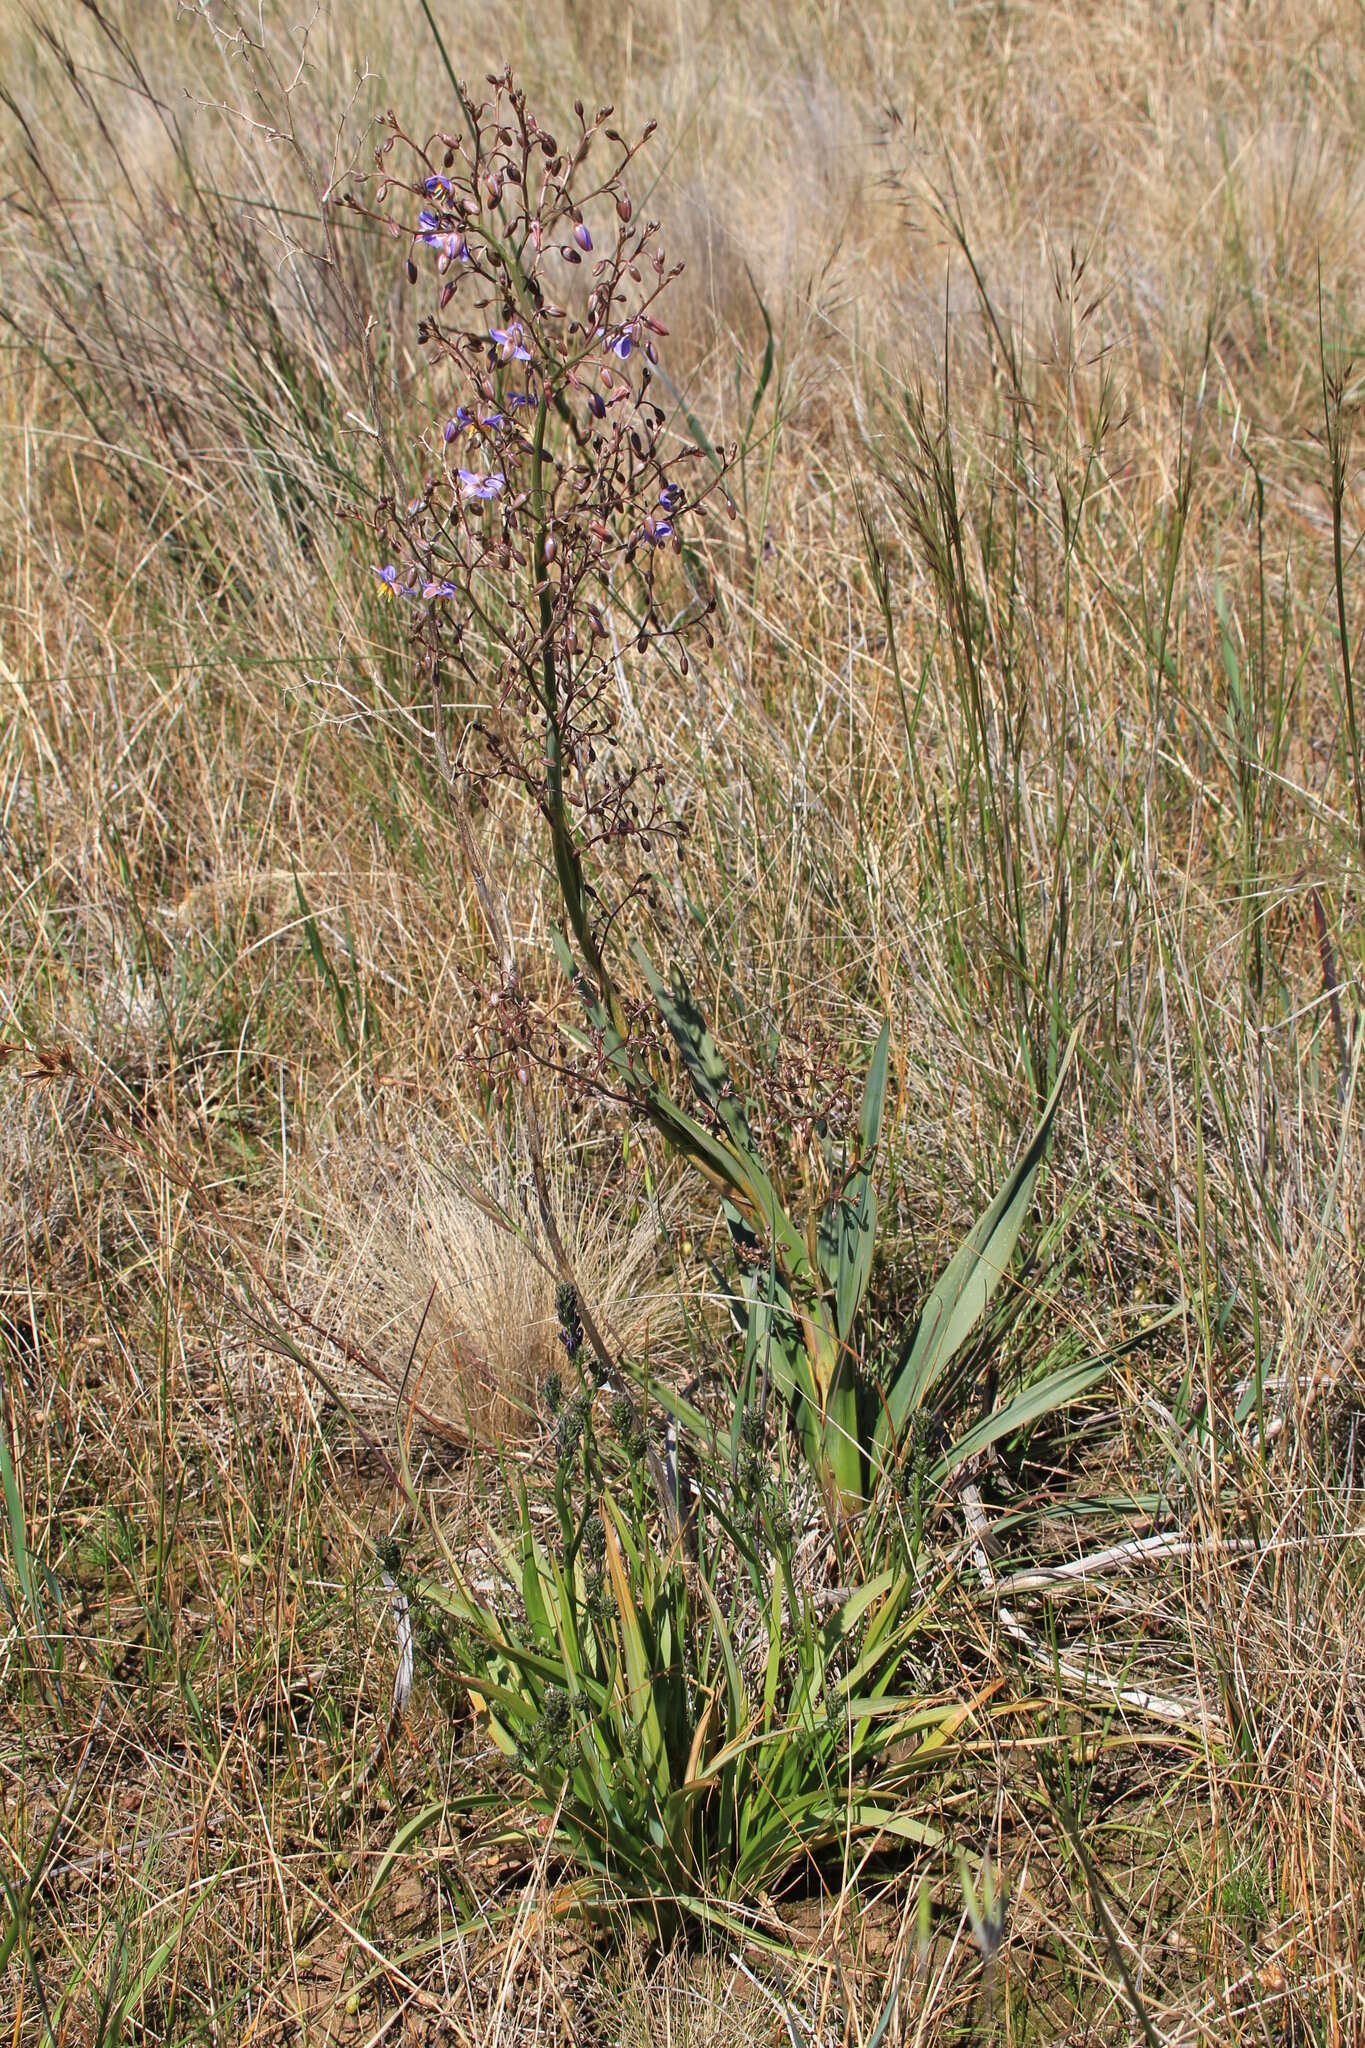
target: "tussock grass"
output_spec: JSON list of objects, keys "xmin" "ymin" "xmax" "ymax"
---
[{"xmin": 1, "ymin": 0, "xmax": 1364, "ymax": 2038}]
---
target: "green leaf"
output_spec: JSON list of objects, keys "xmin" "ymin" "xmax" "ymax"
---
[
  {"xmin": 0, "ymin": 1386, "xmax": 40, "ymax": 1638},
  {"xmin": 931, "ymin": 1303, "xmax": 1186, "ymax": 1483},
  {"xmin": 601, "ymin": 1498, "xmax": 670, "ymax": 1798},
  {"xmin": 740, "ymin": 267, "xmax": 776, "ymax": 455},
  {"xmin": 105, "ymin": 1878, "xmax": 221, "ymax": 2047},
  {"xmin": 818, "ymin": 1020, "xmax": 890, "ymax": 1345},
  {"xmin": 633, "ymin": 946, "xmax": 744, "ymax": 1130},
  {"xmin": 860, "ymin": 1018, "xmax": 892, "ymax": 1158},
  {"xmin": 632, "ymin": 944, "xmax": 812, "ymax": 1282},
  {"xmin": 696, "ymin": 1571, "xmax": 750, "ymax": 1738},
  {"xmin": 360, "ymin": 1801, "xmax": 451, "ymax": 1932},
  {"xmin": 876, "ymin": 1028, "xmax": 1079, "ymax": 1455}
]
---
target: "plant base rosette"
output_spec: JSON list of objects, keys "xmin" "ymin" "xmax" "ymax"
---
[{"xmin": 419, "ymin": 1465, "xmax": 976, "ymax": 1938}]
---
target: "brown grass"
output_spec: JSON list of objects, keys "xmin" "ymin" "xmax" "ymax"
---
[{"xmin": 1, "ymin": 0, "xmax": 1364, "ymax": 2038}]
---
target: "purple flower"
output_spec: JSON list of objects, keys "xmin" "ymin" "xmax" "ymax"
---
[
  {"xmin": 480, "ymin": 410, "xmax": 506, "ymax": 429},
  {"xmin": 458, "ymin": 469, "xmax": 505, "ymax": 501},
  {"xmin": 659, "ymin": 484, "xmax": 683, "ymax": 511},
  {"xmin": 644, "ymin": 518, "xmax": 673, "ymax": 545},
  {"xmin": 418, "ymin": 213, "xmax": 468, "ymax": 265},
  {"xmin": 422, "ymin": 578, "xmax": 458, "ymax": 600},
  {"xmin": 591, "ymin": 327, "xmax": 634, "ymax": 360},
  {"xmin": 491, "ymin": 322, "xmax": 531, "ymax": 363},
  {"xmin": 372, "ymin": 563, "xmax": 415, "ymax": 599},
  {"xmin": 508, "ymin": 391, "xmax": 536, "ymax": 410},
  {"xmin": 424, "ymin": 174, "xmax": 453, "ymax": 198}
]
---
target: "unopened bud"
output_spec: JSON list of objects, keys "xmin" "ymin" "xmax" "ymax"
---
[
  {"xmin": 616, "ymin": 192, "xmax": 632, "ymax": 223},
  {"xmin": 559, "ymin": 245, "xmax": 582, "ymax": 265},
  {"xmin": 573, "ymin": 219, "xmax": 593, "ymax": 252},
  {"xmin": 406, "ymin": 256, "xmax": 418, "ymax": 284}
]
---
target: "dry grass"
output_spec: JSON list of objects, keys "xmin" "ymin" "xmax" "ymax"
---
[{"xmin": 1, "ymin": 0, "xmax": 1364, "ymax": 2038}]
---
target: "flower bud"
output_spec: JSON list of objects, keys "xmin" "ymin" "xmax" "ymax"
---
[
  {"xmin": 573, "ymin": 219, "xmax": 592, "ymax": 252},
  {"xmin": 616, "ymin": 192, "xmax": 632, "ymax": 223}
]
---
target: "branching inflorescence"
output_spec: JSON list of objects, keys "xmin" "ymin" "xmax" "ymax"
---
[{"xmin": 348, "ymin": 73, "xmax": 734, "ymax": 1069}]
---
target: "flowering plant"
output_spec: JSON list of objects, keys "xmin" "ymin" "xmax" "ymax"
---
[
  {"xmin": 349, "ymin": 75, "xmax": 1092, "ymax": 1528},
  {"xmin": 352, "ymin": 72, "xmax": 727, "ymax": 1024}
]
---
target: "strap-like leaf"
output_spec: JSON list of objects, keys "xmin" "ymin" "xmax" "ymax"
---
[
  {"xmin": 632, "ymin": 944, "xmax": 812, "ymax": 1281},
  {"xmin": 928, "ymin": 1302, "xmax": 1185, "ymax": 1484},
  {"xmin": 876, "ymin": 1028, "xmax": 1080, "ymax": 1454},
  {"xmin": 601, "ymin": 1497, "xmax": 670, "ymax": 1797},
  {"xmin": 816, "ymin": 1020, "xmax": 890, "ymax": 1348},
  {"xmin": 860, "ymin": 1018, "xmax": 891, "ymax": 1158}
]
